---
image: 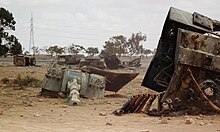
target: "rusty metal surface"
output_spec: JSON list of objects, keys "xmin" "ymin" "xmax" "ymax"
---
[
  {"xmin": 139, "ymin": 7, "xmax": 220, "ymax": 115},
  {"xmin": 176, "ymin": 29, "xmax": 220, "ymax": 71},
  {"xmin": 160, "ymin": 28, "xmax": 220, "ymax": 115},
  {"xmin": 80, "ymin": 66, "xmax": 139, "ymax": 92},
  {"xmin": 142, "ymin": 7, "xmax": 220, "ymax": 92},
  {"xmin": 113, "ymin": 94, "xmax": 158, "ymax": 115}
]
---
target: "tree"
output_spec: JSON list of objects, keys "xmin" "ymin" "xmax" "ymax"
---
[
  {"xmin": 103, "ymin": 32, "xmax": 147, "ymax": 57},
  {"xmin": 0, "ymin": 7, "xmax": 22, "ymax": 56},
  {"xmin": 46, "ymin": 45, "xmax": 65, "ymax": 58},
  {"xmin": 0, "ymin": 44, "xmax": 9, "ymax": 57},
  {"xmin": 9, "ymin": 35, "xmax": 22, "ymax": 55},
  {"xmin": 86, "ymin": 47, "xmax": 99, "ymax": 56},
  {"xmin": 143, "ymin": 49, "xmax": 152, "ymax": 55},
  {"xmin": 103, "ymin": 35, "xmax": 127, "ymax": 57},
  {"xmin": 68, "ymin": 44, "xmax": 85, "ymax": 55},
  {"xmin": 127, "ymin": 32, "xmax": 147, "ymax": 56}
]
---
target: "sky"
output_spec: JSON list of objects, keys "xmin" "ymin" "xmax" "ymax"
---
[{"xmin": 1, "ymin": 0, "xmax": 220, "ymax": 53}]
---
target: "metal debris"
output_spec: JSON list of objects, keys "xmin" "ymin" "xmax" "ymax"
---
[
  {"xmin": 67, "ymin": 78, "xmax": 81, "ymax": 105},
  {"xmin": 99, "ymin": 51, "xmax": 122, "ymax": 69},
  {"xmin": 122, "ymin": 56, "xmax": 142, "ymax": 68},
  {"xmin": 113, "ymin": 94, "xmax": 158, "ymax": 115},
  {"xmin": 41, "ymin": 63, "xmax": 138, "ymax": 99},
  {"xmin": 58, "ymin": 54, "xmax": 84, "ymax": 65},
  {"xmin": 116, "ymin": 7, "xmax": 220, "ymax": 116},
  {"xmin": 13, "ymin": 54, "xmax": 36, "ymax": 66},
  {"xmin": 79, "ymin": 56, "xmax": 106, "ymax": 69},
  {"xmin": 99, "ymin": 51, "xmax": 142, "ymax": 69},
  {"xmin": 80, "ymin": 72, "xmax": 105, "ymax": 98},
  {"xmin": 80, "ymin": 66, "xmax": 139, "ymax": 92}
]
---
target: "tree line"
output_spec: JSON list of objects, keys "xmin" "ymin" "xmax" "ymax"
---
[
  {"xmin": 0, "ymin": 7, "xmax": 153, "ymax": 57},
  {"xmin": 0, "ymin": 7, "xmax": 22, "ymax": 57}
]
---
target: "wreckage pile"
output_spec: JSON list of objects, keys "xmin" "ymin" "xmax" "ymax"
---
[
  {"xmin": 57, "ymin": 50, "xmax": 142, "ymax": 69},
  {"xmin": 115, "ymin": 7, "xmax": 220, "ymax": 116},
  {"xmin": 40, "ymin": 62, "xmax": 139, "ymax": 105}
]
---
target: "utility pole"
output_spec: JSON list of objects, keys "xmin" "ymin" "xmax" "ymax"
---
[{"xmin": 29, "ymin": 12, "xmax": 34, "ymax": 55}]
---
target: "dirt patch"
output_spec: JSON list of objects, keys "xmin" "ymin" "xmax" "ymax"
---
[{"xmin": 0, "ymin": 57, "xmax": 220, "ymax": 132}]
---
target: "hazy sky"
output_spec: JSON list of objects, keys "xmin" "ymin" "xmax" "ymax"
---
[{"xmin": 1, "ymin": 0, "xmax": 220, "ymax": 52}]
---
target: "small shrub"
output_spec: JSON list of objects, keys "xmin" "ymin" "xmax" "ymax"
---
[
  {"xmin": 13, "ymin": 74, "xmax": 40, "ymax": 87},
  {"xmin": 1, "ymin": 78, "xmax": 10, "ymax": 84}
]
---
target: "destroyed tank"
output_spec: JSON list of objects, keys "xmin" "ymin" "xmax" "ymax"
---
[
  {"xmin": 13, "ymin": 54, "xmax": 36, "ymax": 66},
  {"xmin": 115, "ymin": 7, "xmax": 220, "ymax": 116}
]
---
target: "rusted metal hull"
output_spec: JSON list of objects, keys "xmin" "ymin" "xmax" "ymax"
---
[
  {"xmin": 160, "ymin": 29, "xmax": 220, "ymax": 114},
  {"xmin": 80, "ymin": 66, "xmax": 139, "ymax": 92},
  {"xmin": 137, "ymin": 7, "xmax": 220, "ymax": 115}
]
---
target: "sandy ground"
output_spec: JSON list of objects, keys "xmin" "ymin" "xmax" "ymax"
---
[{"xmin": 0, "ymin": 57, "xmax": 220, "ymax": 132}]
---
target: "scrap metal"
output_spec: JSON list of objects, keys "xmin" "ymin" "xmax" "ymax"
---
[
  {"xmin": 99, "ymin": 51, "xmax": 122, "ymax": 69},
  {"xmin": 115, "ymin": 7, "xmax": 220, "ymax": 116},
  {"xmin": 122, "ymin": 56, "xmax": 142, "ymax": 68},
  {"xmin": 58, "ymin": 54, "xmax": 84, "ymax": 65},
  {"xmin": 13, "ymin": 54, "xmax": 36, "ymax": 66},
  {"xmin": 41, "ymin": 62, "xmax": 138, "ymax": 99},
  {"xmin": 99, "ymin": 51, "xmax": 142, "ymax": 69},
  {"xmin": 79, "ymin": 56, "xmax": 106, "ymax": 69},
  {"xmin": 80, "ymin": 66, "xmax": 139, "ymax": 92}
]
